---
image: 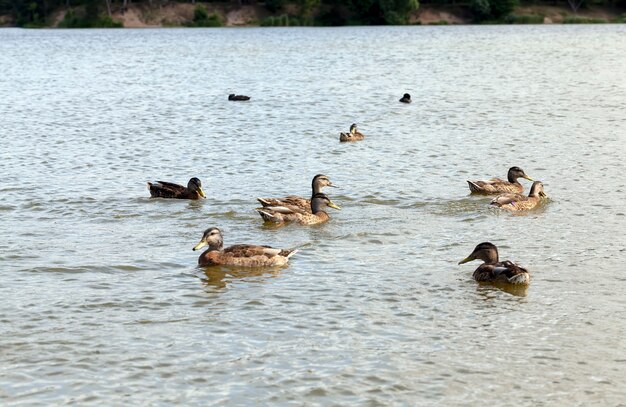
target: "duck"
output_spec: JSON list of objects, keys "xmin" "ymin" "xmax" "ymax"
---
[
  {"xmin": 399, "ymin": 93, "xmax": 412, "ymax": 103},
  {"xmin": 490, "ymin": 181, "xmax": 547, "ymax": 211},
  {"xmin": 228, "ymin": 94, "xmax": 250, "ymax": 101},
  {"xmin": 256, "ymin": 174, "xmax": 337, "ymax": 213},
  {"xmin": 467, "ymin": 166, "xmax": 533, "ymax": 194},
  {"xmin": 193, "ymin": 227, "xmax": 297, "ymax": 267},
  {"xmin": 256, "ymin": 192, "xmax": 341, "ymax": 225},
  {"xmin": 458, "ymin": 242, "xmax": 530, "ymax": 285},
  {"xmin": 339, "ymin": 123, "xmax": 365, "ymax": 142},
  {"xmin": 147, "ymin": 177, "xmax": 206, "ymax": 200}
]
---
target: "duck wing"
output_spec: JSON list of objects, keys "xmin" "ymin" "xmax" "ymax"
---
[
  {"xmin": 490, "ymin": 193, "xmax": 525, "ymax": 207},
  {"xmin": 147, "ymin": 181, "xmax": 187, "ymax": 198},
  {"xmin": 257, "ymin": 196, "xmax": 310, "ymax": 212},
  {"xmin": 219, "ymin": 244, "xmax": 298, "ymax": 267}
]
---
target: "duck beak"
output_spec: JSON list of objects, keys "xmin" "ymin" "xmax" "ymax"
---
[
  {"xmin": 523, "ymin": 175, "xmax": 534, "ymax": 181},
  {"xmin": 193, "ymin": 240, "xmax": 208, "ymax": 251},
  {"xmin": 539, "ymin": 191, "xmax": 547, "ymax": 197},
  {"xmin": 328, "ymin": 183, "xmax": 338, "ymax": 188},
  {"xmin": 198, "ymin": 188, "xmax": 207, "ymax": 199},
  {"xmin": 458, "ymin": 254, "xmax": 475, "ymax": 265},
  {"xmin": 328, "ymin": 200, "xmax": 341, "ymax": 210}
]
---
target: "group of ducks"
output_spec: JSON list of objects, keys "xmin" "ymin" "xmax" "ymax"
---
[
  {"xmin": 459, "ymin": 166, "xmax": 547, "ymax": 286},
  {"xmin": 150, "ymin": 92, "xmax": 547, "ymax": 286},
  {"xmin": 147, "ymin": 159, "xmax": 547, "ymax": 286}
]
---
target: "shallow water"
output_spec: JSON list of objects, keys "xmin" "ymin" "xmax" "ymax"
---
[{"xmin": 1, "ymin": 25, "xmax": 626, "ymax": 405}]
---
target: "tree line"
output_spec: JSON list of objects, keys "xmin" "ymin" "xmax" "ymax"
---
[{"xmin": 1, "ymin": 0, "xmax": 624, "ymax": 27}]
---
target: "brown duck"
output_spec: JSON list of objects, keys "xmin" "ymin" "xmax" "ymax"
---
[
  {"xmin": 467, "ymin": 166, "xmax": 533, "ymax": 194},
  {"xmin": 256, "ymin": 174, "xmax": 337, "ymax": 213},
  {"xmin": 458, "ymin": 242, "xmax": 530, "ymax": 285},
  {"xmin": 256, "ymin": 193, "xmax": 341, "ymax": 225},
  {"xmin": 490, "ymin": 181, "xmax": 547, "ymax": 211},
  {"xmin": 339, "ymin": 123, "xmax": 365, "ymax": 142},
  {"xmin": 147, "ymin": 177, "xmax": 206, "ymax": 200},
  {"xmin": 193, "ymin": 227, "xmax": 297, "ymax": 267}
]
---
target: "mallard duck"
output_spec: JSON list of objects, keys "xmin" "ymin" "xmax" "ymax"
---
[
  {"xmin": 256, "ymin": 193, "xmax": 341, "ymax": 225},
  {"xmin": 399, "ymin": 93, "xmax": 411, "ymax": 103},
  {"xmin": 256, "ymin": 174, "xmax": 336, "ymax": 213},
  {"xmin": 458, "ymin": 242, "xmax": 530, "ymax": 285},
  {"xmin": 228, "ymin": 94, "xmax": 250, "ymax": 101},
  {"xmin": 490, "ymin": 181, "xmax": 547, "ymax": 211},
  {"xmin": 193, "ymin": 227, "xmax": 297, "ymax": 267},
  {"xmin": 339, "ymin": 124, "xmax": 365, "ymax": 142},
  {"xmin": 147, "ymin": 178, "xmax": 206, "ymax": 200},
  {"xmin": 467, "ymin": 166, "xmax": 533, "ymax": 194}
]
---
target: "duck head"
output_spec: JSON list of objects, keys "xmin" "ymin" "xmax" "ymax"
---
[{"xmin": 459, "ymin": 242, "xmax": 499, "ymax": 265}]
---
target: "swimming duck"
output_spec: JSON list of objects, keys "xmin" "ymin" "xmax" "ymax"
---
[
  {"xmin": 399, "ymin": 93, "xmax": 412, "ymax": 103},
  {"xmin": 147, "ymin": 178, "xmax": 206, "ymax": 200},
  {"xmin": 256, "ymin": 174, "xmax": 337, "ymax": 213},
  {"xmin": 193, "ymin": 227, "xmax": 297, "ymax": 267},
  {"xmin": 490, "ymin": 181, "xmax": 547, "ymax": 211},
  {"xmin": 458, "ymin": 242, "xmax": 530, "ymax": 285},
  {"xmin": 339, "ymin": 123, "xmax": 365, "ymax": 142},
  {"xmin": 228, "ymin": 94, "xmax": 250, "ymax": 101},
  {"xmin": 256, "ymin": 192, "xmax": 341, "ymax": 225},
  {"xmin": 467, "ymin": 166, "xmax": 533, "ymax": 194}
]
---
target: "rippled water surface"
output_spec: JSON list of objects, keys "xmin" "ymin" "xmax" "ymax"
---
[{"xmin": 2, "ymin": 25, "xmax": 626, "ymax": 405}]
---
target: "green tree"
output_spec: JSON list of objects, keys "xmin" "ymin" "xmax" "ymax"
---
[{"xmin": 379, "ymin": 0, "xmax": 419, "ymax": 24}]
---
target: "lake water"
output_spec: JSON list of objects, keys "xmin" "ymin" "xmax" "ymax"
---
[{"xmin": 1, "ymin": 25, "xmax": 626, "ymax": 405}]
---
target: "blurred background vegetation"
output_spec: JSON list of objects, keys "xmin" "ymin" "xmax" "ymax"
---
[{"xmin": 1, "ymin": 0, "xmax": 624, "ymax": 27}]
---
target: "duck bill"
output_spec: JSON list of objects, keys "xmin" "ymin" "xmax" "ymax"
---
[
  {"xmin": 458, "ymin": 255, "xmax": 475, "ymax": 265},
  {"xmin": 328, "ymin": 201, "xmax": 341, "ymax": 210},
  {"xmin": 198, "ymin": 188, "xmax": 207, "ymax": 199},
  {"xmin": 523, "ymin": 175, "xmax": 534, "ymax": 181},
  {"xmin": 327, "ymin": 183, "xmax": 338, "ymax": 188},
  {"xmin": 193, "ymin": 240, "xmax": 208, "ymax": 251},
  {"xmin": 539, "ymin": 191, "xmax": 547, "ymax": 197}
]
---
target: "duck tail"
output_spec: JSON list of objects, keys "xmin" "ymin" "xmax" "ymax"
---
[
  {"xmin": 256, "ymin": 209, "xmax": 282, "ymax": 223},
  {"xmin": 508, "ymin": 273, "xmax": 530, "ymax": 285},
  {"xmin": 256, "ymin": 197, "xmax": 272, "ymax": 207},
  {"xmin": 467, "ymin": 180, "xmax": 482, "ymax": 193},
  {"xmin": 285, "ymin": 249, "xmax": 298, "ymax": 259}
]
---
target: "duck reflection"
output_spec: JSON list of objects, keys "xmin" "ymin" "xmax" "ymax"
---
[
  {"xmin": 476, "ymin": 282, "xmax": 529, "ymax": 297},
  {"xmin": 199, "ymin": 265, "xmax": 283, "ymax": 289}
]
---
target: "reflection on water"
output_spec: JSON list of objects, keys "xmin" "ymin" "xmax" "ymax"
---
[
  {"xmin": 476, "ymin": 281, "xmax": 529, "ymax": 298},
  {"xmin": 1, "ymin": 25, "xmax": 626, "ymax": 405},
  {"xmin": 199, "ymin": 265, "xmax": 284, "ymax": 289}
]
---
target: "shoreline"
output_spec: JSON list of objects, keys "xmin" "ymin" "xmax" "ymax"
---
[{"xmin": 1, "ymin": 3, "xmax": 624, "ymax": 28}]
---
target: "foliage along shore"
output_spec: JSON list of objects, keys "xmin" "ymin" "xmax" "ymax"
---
[{"xmin": 1, "ymin": 0, "xmax": 625, "ymax": 28}]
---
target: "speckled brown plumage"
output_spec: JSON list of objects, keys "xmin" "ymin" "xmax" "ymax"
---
[
  {"xmin": 459, "ymin": 242, "xmax": 530, "ymax": 285},
  {"xmin": 491, "ymin": 181, "xmax": 547, "ymax": 211},
  {"xmin": 257, "ymin": 174, "xmax": 336, "ymax": 213},
  {"xmin": 467, "ymin": 166, "xmax": 532, "ymax": 195},
  {"xmin": 256, "ymin": 193, "xmax": 340, "ymax": 225},
  {"xmin": 193, "ymin": 228, "xmax": 297, "ymax": 267}
]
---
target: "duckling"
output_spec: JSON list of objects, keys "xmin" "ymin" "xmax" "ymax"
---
[
  {"xmin": 147, "ymin": 177, "xmax": 206, "ymax": 200},
  {"xmin": 467, "ymin": 166, "xmax": 533, "ymax": 194},
  {"xmin": 228, "ymin": 94, "xmax": 250, "ymax": 101},
  {"xmin": 490, "ymin": 181, "xmax": 547, "ymax": 211},
  {"xmin": 399, "ymin": 93, "xmax": 411, "ymax": 103},
  {"xmin": 193, "ymin": 227, "xmax": 297, "ymax": 267},
  {"xmin": 339, "ymin": 123, "xmax": 365, "ymax": 142},
  {"xmin": 256, "ymin": 193, "xmax": 341, "ymax": 225},
  {"xmin": 458, "ymin": 242, "xmax": 530, "ymax": 285},
  {"xmin": 256, "ymin": 174, "xmax": 337, "ymax": 213}
]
